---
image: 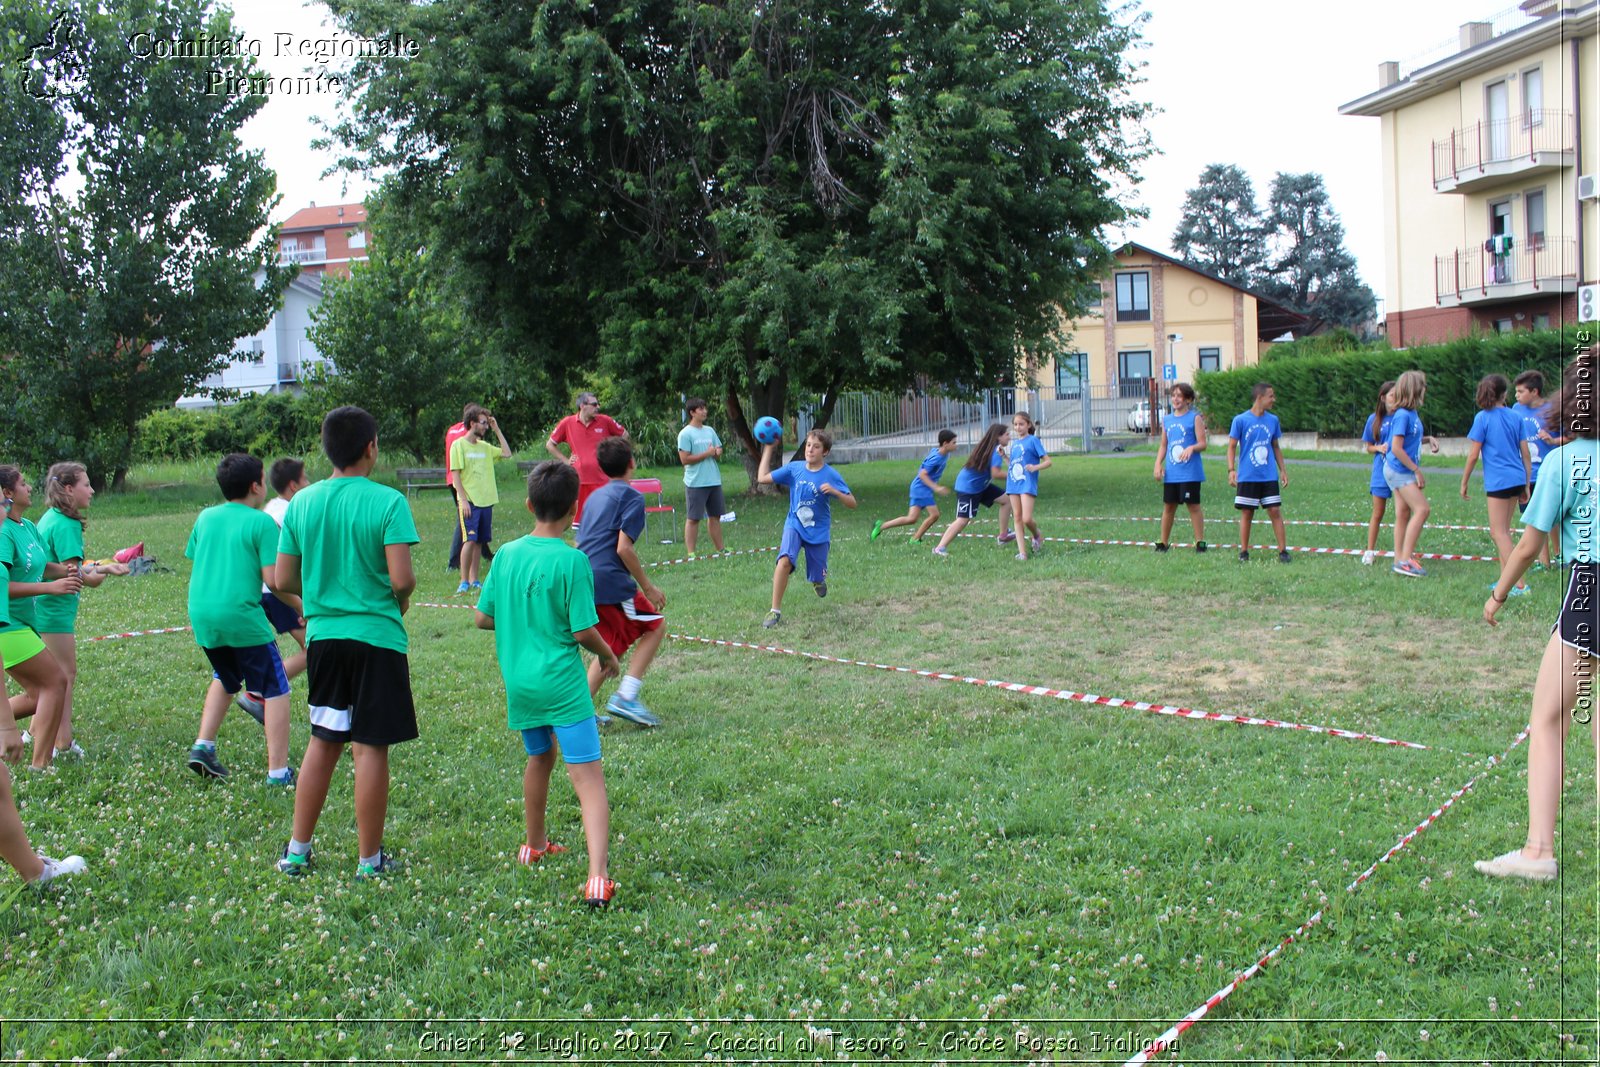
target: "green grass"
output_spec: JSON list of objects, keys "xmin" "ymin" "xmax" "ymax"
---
[{"xmin": 3, "ymin": 452, "xmax": 1594, "ymax": 1063}]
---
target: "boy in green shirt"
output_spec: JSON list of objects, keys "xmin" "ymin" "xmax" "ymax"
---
[
  {"xmin": 475, "ymin": 460, "xmax": 622, "ymax": 908},
  {"xmin": 184, "ymin": 454, "xmax": 297, "ymax": 785},
  {"xmin": 274, "ymin": 407, "xmax": 420, "ymax": 880}
]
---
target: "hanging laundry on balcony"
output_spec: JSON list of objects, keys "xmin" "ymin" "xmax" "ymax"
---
[{"xmin": 1484, "ymin": 233, "xmax": 1515, "ymax": 255}]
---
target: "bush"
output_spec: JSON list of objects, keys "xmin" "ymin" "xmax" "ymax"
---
[
  {"xmin": 1196, "ymin": 327, "xmax": 1576, "ymax": 436},
  {"xmin": 135, "ymin": 393, "xmax": 323, "ymax": 464}
]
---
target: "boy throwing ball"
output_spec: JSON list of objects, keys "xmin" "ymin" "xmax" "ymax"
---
[{"xmin": 758, "ymin": 430, "xmax": 856, "ymax": 628}]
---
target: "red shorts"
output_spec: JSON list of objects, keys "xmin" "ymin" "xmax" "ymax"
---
[
  {"xmin": 576, "ymin": 481, "xmax": 602, "ymax": 524},
  {"xmin": 594, "ymin": 593, "xmax": 663, "ymax": 657}
]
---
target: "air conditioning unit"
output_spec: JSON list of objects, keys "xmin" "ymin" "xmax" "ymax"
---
[
  {"xmin": 1580, "ymin": 174, "xmax": 1599, "ymax": 200},
  {"xmin": 1579, "ymin": 284, "xmax": 1598, "ymax": 322}
]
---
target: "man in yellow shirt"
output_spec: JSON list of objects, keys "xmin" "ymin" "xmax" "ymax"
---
[{"xmin": 448, "ymin": 410, "xmax": 513, "ymax": 593}]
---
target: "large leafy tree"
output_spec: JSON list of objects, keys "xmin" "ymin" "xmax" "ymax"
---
[
  {"xmin": 0, "ymin": 0, "xmax": 289, "ymax": 490},
  {"xmin": 322, "ymin": 0, "xmax": 1149, "ymax": 479},
  {"xmin": 1258, "ymin": 172, "xmax": 1375, "ymax": 333},
  {"xmin": 1172, "ymin": 163, "xmax": 1267, "ymax": 288}
]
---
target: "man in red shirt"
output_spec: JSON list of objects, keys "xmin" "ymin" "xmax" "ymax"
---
[
  {"xmin": 445, "ymin": 403, "xmax": 482, "ymax": 570},
  {"xmin": 546, "ymin": 392, "xmax": 628, "ymax": 526}
]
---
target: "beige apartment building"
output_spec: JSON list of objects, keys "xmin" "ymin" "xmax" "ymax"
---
[{"xmin": 1340, "ymin": 0, "xmax": 1599, "ymax": 346}]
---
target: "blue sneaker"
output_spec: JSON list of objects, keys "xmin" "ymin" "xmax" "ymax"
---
[
  {"xmin": 456, "ymin": 581, "xmax": 471, "ymax": 594},
  {"xmin": 469, "ymin": 581, "xmax": 482, "ymax": 592},
  {"xmin": 604, "ymin": 694, "xmax": 661, "ymax": 728},
  {"xmin": 267, "ymin": 766, "xmax": 297, "ymax": 788},
  {"xmin": 356, "ymin": 849, "xmax": 401, "ymax": 880},
  {"xmin": 276, "ymin": 846, "xmax": 313, "ymax": 877}
]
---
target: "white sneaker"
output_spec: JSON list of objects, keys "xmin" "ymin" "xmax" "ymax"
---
[
  {"xmin": 53, "ymin": 741, "xmax": 86, "ymax": 759},
  {"xmin": 1360, "ymin": 550, "xmax": 1377, "ymax": 566},
  {"xmin": 19, "ymin": 730, "xmax": 30, "ymax": 745},
  {"xmin": 33, "ymin": 854, "xmax": 87, "ymax": 885},
  {"xmin": 1474, "ymin": 849, "xmax": 1557, "ymax": 882}
]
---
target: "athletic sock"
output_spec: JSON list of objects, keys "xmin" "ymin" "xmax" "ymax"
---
[
  {"xmin": 193, "ymin": 739, "xmax": 216, "ymax": 751},
  {"xmin": 288, "ymin": 838, "xmax": 312, "ymax": 858},
  {"xmin": 268, "ymin": 766, "xmax": 290, "ymax": 781},
  {"xmin": 358, "ymin": 851, "xmax": 382, "ymax": 869},
  {"xmin": 618, "ymin": 675, "xmax": 643, "ymax": 702}
]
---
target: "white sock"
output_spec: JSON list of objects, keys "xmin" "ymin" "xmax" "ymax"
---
[
  {"xmin": 194, "ymin": 739, "xmax": 215, "ymax": 751},
  {"xmin": 359, "ymin": 851, "xmax": 382, "ymax": 869},
  {"xmin": 268, "ymin": 766, "xmax": 290, "ymax": 779},
  {"xmin": 288, "ymin": 838, "xmax": 312, "ymax": 857},
  {"xmin": 618, "ymin": 675, "xmax": 642, "ymax": 702}
]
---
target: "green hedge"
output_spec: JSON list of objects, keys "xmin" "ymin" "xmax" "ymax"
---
[
  {"xmin": 1196, "ymin": 327, "xmax": 1577, "ymax": 436},
  {"xmin": 134, "ymin": 392, "xmax": 323, "ymax": 463}
]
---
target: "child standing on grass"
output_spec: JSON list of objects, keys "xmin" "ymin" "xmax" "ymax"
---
[
  {"xmin": 237, "ymin": 457, "xmax": 312, "ymax": 723},
  {"xmin": 1153, "ymin": 383, "xmax": 1207, "ymax": 553},
  {"xmin": 183, "ymin": 454, "xmax": 297, "ymax": 786},
  {"xmin": 1226, "ymin": 383, "xmax": 1290, "ymax": 564},
  {"xmin": 1360, "ymin": 381, "xmax": 1397, "ymax": 566},
  {"xmin": 476, "ymin": 461, "xmax": 622, "ymax": 907},
  {"xmin": 1384, "ymin": 370, "xmax": 1440, "ymax": 577},
  {"xmin": 33, "ymin": 462, "xmax": 129, "ymax": 763},
  {"xmin": 0, "ymin": 674, "xmax": 83, "ymax": 886},
  {"xmin": 274, "ymin": 407, "xmax": 420, "ymax": 881},
  {"xmin": 1513, "ymin": 370, "xmax": 1568, "ymax": 571},
  {"xmin": 758, "ymin": 430, "xmax": 856, "ymax": 629},
  {"xmin": 1006, "ymin": 412, "xmax": 1051, "ymax": 560},
  {"xmin": 1461, "ymin": 374, "xmax": 1533, "ymax": 598},
  {"xmin": 1478, "ymin": 349, "xmax": 1597, "ymax": 882},
  {"xmin": 450, "ymin": 409, "xmax": 513, "ymax": 594},
  {"xmin": 0, "ymin": 467, "xmax": 75, "ymax": 770},
  {"xmin": 577, "ymin": 437, "xmax": 667, "ymax": 728},
  {"xmin": 932, "ymin": 423, "xmax": 1011, "ymax": 557},
  {"xmin": 871, "ymin": 430, "xmax": 958, "ymax": 543}
]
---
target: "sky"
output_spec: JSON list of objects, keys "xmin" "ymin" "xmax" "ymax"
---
[{"xmin": 229, "ymin": 0, "xmax": 1492, "ymax": 305}]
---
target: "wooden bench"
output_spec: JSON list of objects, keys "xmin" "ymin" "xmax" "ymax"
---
[{"xmin": 397, "ymin": 467, "xmax": 450, "ymax": 498}]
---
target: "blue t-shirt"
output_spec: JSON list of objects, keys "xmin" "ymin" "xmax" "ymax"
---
[
  {"xmin": 1467, "ymin": 407, "xmax": 1529, "ymax": 493},
  {"xmin": 909, "ymin": 447, "xmax": 950, "ymax": 505},
  {"xmin": 576, "ymin": 479, "xmax": 647, "ymax": 605},
  {"xmin": 1006, "ymin": 435, "xmax": 1046, "ymax": 495},
  {"xmin": 1521, "ymin": 440, "xmax": 1597, "ymax": 563},
  {"xmin": 1384, "ymin": 408, "xmax": 1424, "ymax": 473},
  {"xmin": 1362, "ymin": 412, "xmax": 1393, "ymax": 492},
  {"xmin": 954, "ymin": 447, "xmax": 1003, "ymax": 495},
  {"xmin": 1512, "ymin": 401, "xmax": 1550, "ymax": 481},
  {"xmin": 770, "ymin": 461, "xmax": 851, "ymax": 545},
  {"xmin": 1161, "ymin": 410, "xmax": 1204, "ymax": 484},
  {"xmin": 1228, "ymin": 410, "xmax": 1281, "ymax": 482}
]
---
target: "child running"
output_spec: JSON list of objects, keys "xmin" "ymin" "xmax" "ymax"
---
[
  {"xmin": 932, "ymin": 423, "xmax": 1011, "ymax": 557},
  {"xmin": 237, "ymin": 457, "xmax": 312, "ymax": 723},
  {"xmin": 475, "ymin": 461, "xmax": 622, "ymax": 907},
  {"xmin": 1226, "ymin": 383, "xmax": 1290, "ymax": 563},
  {"xmin": 0, "ymin": 676, "xmax": 84, "ymax": 885},
  {"xmin": 1360, "ymin": 381, "xmax": 1396, "ymax": 566},
  {"xmin": 576, "ymin": 437, "xmax": 667, "ymax": 728},
  {"xmin": 1384, "ymin": 370, "xmax": 1440, "ymax": 577},
  {"xmin": 1153, "ymin": 382, "xmax": 1207, "ymax": 553},
  {"xmin": 871, "ymin": 430, "xmax": 958, "ymax": 543},
  {"xmin": 0, "ymin": 467, "xmax": 74, "ymax": 770},
  {"xmin": 1513, "ymin": 370, "xmax": 1568, "ymax": 571},
  {"xmin": 1461, "ymin": 374, "xmax": 1533, "ymax": 598},
  {"xmin": 1006, "ymin": 412, "xmax": 1051, "ymax": 560},
  {"xmin": 758, "ymin": 430, "xmax": 856, "ymax": 629},
  {"xmin": 183, "ymin": 454, "xmax": 297, "ymax": 785},
  {"xmin": 274, "ymin": 407, "xmax": 420, "ymax": 880},
  {"xmin": 1478, "ymin": 349, "xmax": 1597, "ymax": 881}
]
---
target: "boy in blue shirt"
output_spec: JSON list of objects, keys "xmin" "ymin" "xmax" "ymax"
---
[
  {"xmin": 1226, "ymin": 383, "xmax": 1290, "ymax": 563},
  {"xmin": 576, "ymin": 437, "xmax": 667, "ymax": 728},
  {"xmin": 871, "ymin": 429, "xmax": 958, "ymax": 543},
  {"xmin": 758, "ymin": 430, "xmax": 857, "ymax": 628},
  {"xmin": 1153, "ymin": 382, "xmax": 1208, "ymax": 553}
]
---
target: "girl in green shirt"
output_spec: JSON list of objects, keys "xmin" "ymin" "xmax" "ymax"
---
[{"xmin": 0, "ymin": 467, "xmax": 75, "ymax": 770}]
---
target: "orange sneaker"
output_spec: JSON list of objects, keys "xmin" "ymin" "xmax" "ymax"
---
[
  {"xmin": 516, "ymin": 840, "xmax": 569, "ymax": 865},
  {"xmin": 582, "ymin": 875, "xmax": 616, "ymax": 908}
]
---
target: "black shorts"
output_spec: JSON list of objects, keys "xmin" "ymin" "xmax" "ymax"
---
[
  {"xmin": 1486, "ymin": 486, "xmax": 1524, "ymax": 500},
  {"xmin": 261, "ymin": 591, "xmax": 302, "ymax": 634},
  {"xmin": 1163, "ymin": 482, "xmax": 1201, "ymax": 506},
  {"xmin": 686, "ymin": 484, "xmax": 726, "ymax": 521},
  {"xmin": 306, "ymin": 639, "xmax": 418, "ymax": 747},
  {"xmin": 1234, "ymin": 480, "xmax": 1281, "ymax": 510},
  {"xmin": 1553, "ymin": 562, "xmax": 1597, "ymax": 659},
  {"xmin": 956, "ymin": 483, "xmax": 1005, "ymax": 519}
]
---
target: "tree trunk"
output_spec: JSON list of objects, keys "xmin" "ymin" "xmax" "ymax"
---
[
  {"xmin": 107, "ymin": 468, "xmax": 124, "ymax": 493},
  {"xmin": 731, "ymin": 366, "xmax": 788, "ymax": 494}
]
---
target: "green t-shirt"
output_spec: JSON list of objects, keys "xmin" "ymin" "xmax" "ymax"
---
[
  {"xmin": 33, "ymin": 508, "xmax": 85, "ymax": 634},
  {"xmin": 448, "ymin": 435, "xmax": 500, "ymax": 508},
  {"xmin": 0, "ymin": 543, "xmax": 17, "ymax": 632},
  {"xmin": 185, "ymin": 501, "xmax": 278, "ymax": 649},
  {"xmin": 2, "ymin": 517, "xmax": 48, "ymax": 630},
  {"xmin": 476, "ymin": 535, "xmax": 599, "ymax": 729},
  {"xmin": 278, "ymin": 476, "xmax": 420, "ymax": 654}
]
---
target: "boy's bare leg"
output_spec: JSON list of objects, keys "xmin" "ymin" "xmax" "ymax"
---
[
  {"xmin": 1238, "ymin": 510, "xmax": 1254, "ymax": 553},
  {"xmin": 770, "ymin": 559, "xmax": 793, "ymax": 612},
  {"xmin": 684, "ymin": 519, "xmax": 699, "ymax": 556},
  {"xmin": 1268, "ymin": 506, "xmax": 1287, "ymax": 552},
  {"xmin": 523, "ymin": 751, "xmax": 557, "ymax": 848},
  {"xmin": 263, "ymin": 693, "xmax": 291, "ymax": 772},
  {"xmin": 912, "ymin": 508, "xmax": 940, "ymax": 540},
  {"xmin": 707, "ymin": 516, "xmax": 724, "ymax": 552},
  {"xmin": 351, "ymin": 742, "xmax": 390, "ymax": 859},
  {"xmin": 291, "ymin": 736, "xmax": 343, "ymax": 844},
  {"xmin": 565, "ymin": 761, "xmax": 610, "ymax": 880},
  {"xmin": 624, "ymin": 626, "xmax": 664, "ymax": 681},
  {"xmin": 195, "ymin": 679, "xmax": 232, "ymax": 744},
  {"xmin": 1158, "ymin": 503, "xmax": 1177, "ymax": 544},
  {"xmin": 1187, "ymin": 503, "xmax": 1205, "ymax": 541},
  {"xmin": 0, "ymin": 767, "xmax": 44, "ymax": 882},
  {"xmin": 879, "ymin": 508, "xmax": 921, "ymax": 533}
]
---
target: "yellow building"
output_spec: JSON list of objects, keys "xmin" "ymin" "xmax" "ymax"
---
[
  {"xmin": 1041, "ymin": 243, "xmax": 1305, "ymax": 400},
  {"xmin": 1340, "ymin": 0, "xmax": 1598, "ymax": 345}
]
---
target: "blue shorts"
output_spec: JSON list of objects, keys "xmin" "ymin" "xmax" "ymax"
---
[
  {"xmin": 909, "ymin": 484, "xmax": 937, "ymax": 508},
  {"xmin": 203, "ymin": 642, "xmax": 290, "ymax": 700},
  {"xmin": 778, "ymin": 525, "xmax": 829, "ymax": 583},
  {"xmin": 1369, "ymin": 480, "xmax": 1392, "ymax": 500},
  {"xmin": 521, "ymin": 717, "xmax": 603, "ymax": 764},
  {"xmin": 260, "ymin": 591, "xmax": 302, "ymax": 634},
  {"xmin": 462, "ymin": 503, "xmax": 493, "ymax": 543},
  {"xmin": 1382, "ymin": 465, "xmax": 1418, "ymax": 492}
]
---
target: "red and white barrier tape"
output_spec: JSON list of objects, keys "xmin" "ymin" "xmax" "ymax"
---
[
  {"xmin": 1124, "ymin": 724, "xmax": 1531, "ymax": 1065},
  {"xmin": 955, "ymin": 533, "xmax": 1499, "ymax": 563},
  {"xmin": 648, "ymin": 545, "xmax": 781, "ymax": 569},
  {"xmin": 1032, "ymin": 515, "xmax": 1496, "ymax": 533},
  {"xmin": 85, "ymin": 625, "xmax": 192, "ymax": 643},
  {"xmin": 667, "ymin": 632, "xmax": 1430, "ymax": 749},
  {"xmin": 415, "ymin": 602, "xmax": 475, "ymax": 610}
]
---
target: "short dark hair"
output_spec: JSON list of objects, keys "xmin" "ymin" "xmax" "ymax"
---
[
  {"xmin": 269, "ymin": 457, "xmax": 305, "ymax": 495},
  {"xmin": 937, "ymin": 429, "xmax": 957, "ymax": 445},
  {"xmin": 596, "ymin": 435, "xmax": 634, "ymax": 478},
  {"xmin": 1170, "ymin": 382, "xmax": 1196, "ymax": 402},
  {"xmin": 527, "ymin": 460, "xmax": 580, "ymax": 521},
  {"xmin": 321, "ymin": 406, "xmax": 378, "ymax": 469},
  {"xmin": 685, "ymin": 397, "xmax": 707, "ymax": 415},
  {"xmin": 1251, "ymin": 382, "xmax": 1274, "ymax": 401},
  {"xmin": 1513, "ymin": 370, "xmax": 1545, "ymax": 395},
  {"xmin": 461, "ymin": 403, "xmax": 485, "ymax": 425},
  {"xmin": 1475, "ymin": 373, "xmax": 1509, "ymax": 410},
  {"xmin": 216, "ymin": 453, "xmax": 263, "ymax": 501}
]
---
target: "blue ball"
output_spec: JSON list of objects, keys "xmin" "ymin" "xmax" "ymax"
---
[{"xmin": 753, "ymin": 416, "xmax": 783, "ymax": 445}]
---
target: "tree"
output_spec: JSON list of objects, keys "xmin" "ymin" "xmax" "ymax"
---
[
  {"xmin": 1258, "ymin": 172, "xmax": 1375, "ymax": 333},
  {"xmin": 321, "ymin": 0, "xmax": 1150, "ymax": 482},
  {"xmin": 0, "ymin": 0, "xmax": 289, "ymax": 490},
  {"xmin": 1172, "ymin": 164, "xmax": 1267, "ymax": 287}
]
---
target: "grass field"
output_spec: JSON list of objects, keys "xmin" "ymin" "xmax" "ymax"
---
[{"xmin": 2, "ymin": 448, "xmax": 1594, "ymax": 1064}]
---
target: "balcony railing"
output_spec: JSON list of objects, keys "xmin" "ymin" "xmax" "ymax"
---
[
  {"xmin": 1432, "ymin": 110, "xmax": 1572, "ymax": 191},
  {"xmin": 1434, "ymin": 236, "xmax": 1575, "ymax": 304},
  {"xmin": 278, "ymin": 247, "xmax": 325, "ymax": 265}
]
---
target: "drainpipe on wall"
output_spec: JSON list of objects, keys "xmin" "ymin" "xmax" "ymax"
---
[{"xmin": 1573, "ymin": 36, "xmax": 1585, "ymax": 285}]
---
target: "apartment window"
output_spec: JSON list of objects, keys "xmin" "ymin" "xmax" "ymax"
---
[
  {"xmin": 1198, "ymin": 346, "xmax": 1221, "ymax": 372},
  {"xmin": 1533, "ymin": 313, "xmax": 1551, "ymax": 330},
  {"xmin": 1054, "ymin": 352, "xmax": 1088, "ymax": 400},
  {"xmin": 1115, "ymin": 272, "xmax": 1151, "ymax": 321},
  {"xmin": 1522, "ymin": 66, "xmax": 1543, "ymax": 127},
  {"xmin": 1118, "ymin": 350, "xmax": 1152, "ymax": 398},
  {"xmin": 348, "ymin": 229, "xmax": 367, "ymax": 250},
  {"xmin": 1494, "ymin": 318, "xmax": 1514, "ymax": 334},
  {"xmin": 1525, "ymin": 188, "xmax": 1546, "ymax": 249}
]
